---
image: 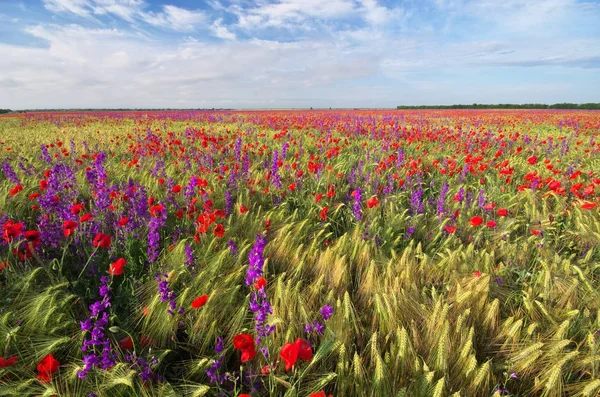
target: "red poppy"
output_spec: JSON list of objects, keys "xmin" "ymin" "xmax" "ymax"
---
[
  {"xmin": 39, "ymin": 180, "xmax": 48, "ymax": 190},
  {"xmin": 213, "ymin": 224, "xmax": 225, "ymax": 238},
  {"xmin": 310, "ymin": 392, "xmax": 333, "ymax": 397},
  {"xmin": 233, "ymin": 334, "xmax": 257, "ymax": 362},
  {"xmin": 109, "ymin": 258, "xmax": 126, "ymax": 276},
  {"xmin": 0, "ymin": 356, "xmax": 17, "ymax": 368},
  {"xmin": 315, "ymin": 193, "xmax": 323, "ymax": 203},
  {"xmin": 254, "ymin": 277, "xmax": 267, "ymax": 290},
  {"xmin": 191, "ymin": 295, "xmax": 209, "ymax": 309},
  {"xmin": 23, "ymin": 230, "xmax": 41, "ymax": 247},
  {"xmin": 288, "ymin": 182, "xmax": 296, "ymax": 191},
  {"xmin": 486, "ymin": 220, "xmax": 497, "ymax": 228},
  {"xmin": 444, "ymin": 225, "xmax": 456, "ymax": 234},
  {"xmin": 150, "ymin": 205, "xmax": 165, "ymax": 217},
  {"xmin": 366, "ymin": 197, "xmax": 379, "ymax": 208},
  {"xmin": 265, "ymin": 219, "xmax": 271, "ymax": 229},
  {"xmin": 473, "ymin": 270, "xmax": 482, "ymax": 278},
  {"xmin": 239, "ymin": 205, "xmax": 249, "ymax": 214},
  {"xmin": 0, "ymin": 261, "xmax": 7, "ymax": 271},
  {"xmin": 238, "ymin": 395, "xmax": 251, "ymax": 397},
  {"xmin": 3, "ymin": 220, "xmax": 24, "ymax": 243},
  {"xmin": 37, "ymin": 353, "xmax": 60, "ymax": 383},
  {"xmin": 119, "ymin": 337, "xmax": 134, "ymax": 350},
  {"xmin": 171, "ymin": 185, "xmax": 181, "ymax": 193},
  {"xmin": 29, "ymin": 192, "xmax": 41, "ymax": 201},
  {"xmin": 118, "ymin": 217, "xmax": 129, "ymax": 226},
  {"xmin": 9, "ymin": 184, "xmax": 23, "ymax": 196},
  {"xmin": 280, "ymin": 338, "xmax": 312, "ymax": 371},
  {"xmin": 469, "ymin": 216, "xmax": 483, "ymax": 227},
  {"xmin": 497, "ymin": 208, "xmax": 508, "ymax": 217},
  {"xmin": 79, "ymin": 213, "xmax": 93, "ymax": 223},
  {"xmin": 158, "ymin": 178, "xmax": 164, "ymax": 185},
  {"xmin": 63, "ymin": 220, "xmax": 78, "ymax": 237},
  {"xmin": 320, "ymin": 206, "xmax": 328, "ymax": 221},
  {"xmin": 70, "ymin": 204, "xmax": 84, "ymax": 214},
  {"xmin": 531, "ymin": 229, "xmax": 542, "ymax": 236},
  {"xmin": 581, "ymin": 201, "xmax": 596, "ymax": 210},
  {"xmin": 527, "ymin": 155, "xmax": 537, "ymax": 165},
  {"xmin": 93, "ymin": 233, "xmax": 111, "ymax": 249}
]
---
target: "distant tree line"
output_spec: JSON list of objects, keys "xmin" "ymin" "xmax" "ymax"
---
[
  {"xmin": 396, "ymin": 103, "xmax": 600, "ymax": 110},
  {"xmin": 0, "ymin": 109, "xmax": 12, "ymax": 114}
]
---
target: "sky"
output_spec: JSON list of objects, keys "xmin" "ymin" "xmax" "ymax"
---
[{"xmin": 0, "ymin": 0, "xmax": 599, "ymax": 109}]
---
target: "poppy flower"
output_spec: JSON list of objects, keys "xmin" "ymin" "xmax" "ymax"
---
[
  {"xmin": 213, "ymin": 224, "xmax": 225, "ymax": 238},
  {"xmin": 288, "ymin": 182, "xmax": 296, "ymax": 191},
  {"xmin": 366, "ymin": 197, "xmax": 379, "ymax": 208},
  {"xmin": 63, "ymin": 220, "xmax": 78, "ymax": 237},
  {"xmin": 70, "ymin": 204, "xmax": 84, "ymax": 214},
  {"xmin": 150, "ymin": 205, "xmax": 165, "ymax": 217},
  {"xmin": 497, "ymin": 208, "xmax": 508, "ymax": 217},
  {"xmin": 9, "ymin": 184, "xmax": 23, "ymax": 196},
  {"xmin": 265, "ymin": 219, "xmax": 271, "ymax": 229},
  {"xmin": 531, "ymin": 229, "xmax": 542, "ymax": 237},
  {"xmin": 93, "ymin": 233, "xmax": 111, "ymax": 249},
  {"xmin": 254, "ymin": 277, "xmax": 267, "ymax": 290},
  {"xmin": 0, "ymin": 261, "xmax": 7, "ymax": 271},
  {"xmin": 119, "ymin": 337, "xmax": 134, "ymax": 350},
  {"xmin": 39, "ymin": 180, "xmax": 48, "ymax": 190},
  {"xmin": 191, "ymin": 295, "xmax": 209, "ymax": 309},
  {"xmin": 469, "ymin": 216, "xmax": 483, "ymax": 226},
  {"xmin": 320, "ymin": 206, "xmax": 328, "ymax": 221},
  {"xmin": 233, "ymin": 333, "xmax": 256, "ymax": 362},
  {"xmin": 3, "ymin": 220, "xmax": 24, "ymax": 243},
  {"xmin": 527, "ymin": 155, "xmax": 537, "ymax": 165},
  {"xmin": 239, "ymin": 205, "xmax": 249, "ymax": 214},
  {"xmin": 310, "ymin": 392, "xmax": 333, "ymax": 397},
  {"xmin": 473, "ymin": 270, "xmax": 482, "ymax": 278},
  {"xmin": 118, "ymin": 217, "xmax": 129, "ymax": 226},
  {"xmin": 238, "ymin": 395, "xmax": 251, "ymax": 397},
  {"xmin": 581, "ymin": 201, "xmax": 596, "ymax": 210},
  {"xmin": 79, "ymin": 213, "xmax": 93, "ymax": 223},
  {"xmin": 486, "ymin": 220, "xmax": 497, "ymax": 228},
  {"xmin": 37, "ymin": 354, "xmax": 60, "ymax": 383},
  {"xmin": 171, "ymin": 185, "xmax": 181, "ymax": 193},
  {"xmin": 442, "ymin": 224, "xmax": 456, "ymax": 234},
  {"xmin": 109, "ymin": 258, "xmax": 126, "ymax": 276},
  {"xmin": 315, "ymin": 193, "xmax": 323, "ymax": 203},
  {"xmin": 23, "ymin": 230, "xmax": 41, "ymax": 247},
  {"xmin": 0, "ymin": 356, "xmax": 17, "ymax": 368},
  {"xmin": 280, "ymin": 338, "xmax": 312, "ymax": 371}
]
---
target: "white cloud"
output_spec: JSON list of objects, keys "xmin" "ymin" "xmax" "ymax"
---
[
  {"xmin": 210, "ymin": 18, "xmax": 236, "ymax": 40},
  {"xmin": 42, "ymin": 0, "xmax": 206, "ymax": 31},
  {"xmin": 43, "ymin": 0, "xmax": 92, "ymax": 16},
  {"xmin": 140, "ymin": 5, "xmax": 206, "ymax": 31},
  {"xmin": 234, "ymin": 0, "xmax": 356, "ymax": 29}
]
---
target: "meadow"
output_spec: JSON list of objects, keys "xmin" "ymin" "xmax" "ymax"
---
[{"xmin": 0, "ymin": 109, "xmax": 600, "ymax": 397}]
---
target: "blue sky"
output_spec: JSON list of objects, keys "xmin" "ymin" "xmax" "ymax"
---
[{"xmin": 0, "ymin": 0, "xmax": 599, "ymax": 109}]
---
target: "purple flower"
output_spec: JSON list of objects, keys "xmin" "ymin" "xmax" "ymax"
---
[
  {"xmin": 320, "ymin": 304, "xmax": 334, "ymax": 321},
  {"xmin": 78, "ymin": 276, "xmax": 116, "ymax": 379}
]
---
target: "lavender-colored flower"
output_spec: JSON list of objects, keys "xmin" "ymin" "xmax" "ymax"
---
[
  {"xmin": 78, "ymin": 276, "xmax": 117, "ymax": 380},
  {"xmin": 353, "ymin": 188, "xmax": 363, "ymax": 221},
  {"xmin": 2, "ymin": 162, "xmax": 20, "ymax": 184},
  {"xmin": 206, "ymin": 337, "xmax": 226, "ymax": 384},
  {"xmin": 185, "ymin": 244, "xmax": 194, "ymax": 269},
  {"xmin": 156, "ymin": 273, "xmax": 184, "ymax": 316},
  {"xmin": 320, "ymin": 304, "xmax": 334, "ymax": 321},
  {"xmin": 228, "ymin": 239, "xmax": 238, "ymax": 256}
]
